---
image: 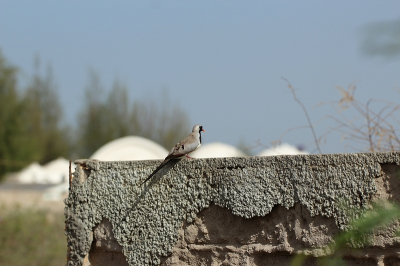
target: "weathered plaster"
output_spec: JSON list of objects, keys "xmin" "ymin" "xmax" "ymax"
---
[{"xmin": 65, "ymin": 152, "xmax": 400, "ymax": 266}]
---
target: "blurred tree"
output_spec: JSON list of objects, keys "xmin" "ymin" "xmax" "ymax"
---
[
  {"xmin": 130, "ymin": 90, "xmax": 190, "ymax": 150},
  {"xmin": 0, "ymin": 53, "xmax": 191, "ymax": 179},
  {"xmin": 105, "ymin": 80, "xmax": 130, "ymax": 140},
  {"xmin": 76, "ymin": 70, "xmax": 190, "ymax": 158},
  {"xmin": 360, "ymin": 18, "xmax": 400, "ymax": 60},
  {"xmin": 0, "ymin": 52, "xmax": 69, "ymax": 181},
  {"xmin": 75, "ymin": 70, "xmax": 109, "ymax": 158},
  {"xmin": 0, "ymin": 51, "xmax": 33, "ymax": 179},
  {"xmin": 22, "ymin": 58, "xmax": 69, "ymax": 164}
]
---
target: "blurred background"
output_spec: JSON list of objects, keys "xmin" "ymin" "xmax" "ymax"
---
[{"xmin": 0, "ymin": 1, "xmax": 399, "ymax": 265}]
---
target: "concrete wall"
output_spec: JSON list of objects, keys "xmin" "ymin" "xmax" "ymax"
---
[{"xmin": 65, "ymin": 152, "xmax": 400, "ymax": 266}]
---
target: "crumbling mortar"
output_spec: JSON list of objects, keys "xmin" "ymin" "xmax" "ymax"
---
[{"xmin": 65, "ymin": 152, "xmax": 400, "ymax": 266}]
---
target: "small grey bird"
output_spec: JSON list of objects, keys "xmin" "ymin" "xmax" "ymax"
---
[{"xmin": 140, "ymin": 124, "xmax": 205, "ymax": 185}]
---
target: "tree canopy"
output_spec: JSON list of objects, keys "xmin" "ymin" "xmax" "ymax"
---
[{"xmin": 0, "ymin": 51, "xmax": 190, "ymax": 181}]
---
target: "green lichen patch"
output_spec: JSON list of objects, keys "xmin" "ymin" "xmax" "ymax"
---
[{"xmin": 65, "ymin": 152, "xmax": 400, "ymax": 266}]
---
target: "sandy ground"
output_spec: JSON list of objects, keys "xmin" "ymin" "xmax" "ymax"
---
[{"xmin": 0, "ymin": 187, "xmax": 67, "ymax": 213}]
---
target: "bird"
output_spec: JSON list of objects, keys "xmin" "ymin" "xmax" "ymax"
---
[{"xmin": 140, "ymin": 124, "xmax": 205, "ymax": 185}]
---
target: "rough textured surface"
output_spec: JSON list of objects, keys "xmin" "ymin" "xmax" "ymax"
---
[
  {"xmin": 65, "ymin": 152, "xmax": 400, "ymax": 266},
  {"xmin": 161, "ymin": 203, "xmax": 340, "ymax": 265}
]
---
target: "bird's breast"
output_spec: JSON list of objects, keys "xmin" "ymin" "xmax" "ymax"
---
[{"xmin": 195, "ymin": 142, "xmax": 201, "ymax": 151}]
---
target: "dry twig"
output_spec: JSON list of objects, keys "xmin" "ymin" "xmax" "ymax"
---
[{"xmin": 282, "ymin": 78, "xmax": 322, "ymax": 154}]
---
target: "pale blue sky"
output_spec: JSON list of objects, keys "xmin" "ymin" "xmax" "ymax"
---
[{"xmin": 1, "ymin": 1, "xmax": 399, "ymax": 154}]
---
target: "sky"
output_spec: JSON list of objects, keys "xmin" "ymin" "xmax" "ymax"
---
[{"xmin": 1, "ymin": 1, "xmax": 399, "ymax": 155}]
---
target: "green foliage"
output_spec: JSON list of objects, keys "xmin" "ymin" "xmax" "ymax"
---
[
  {"xmin": 335, "ymin": 202, "xmax": 400, "ymax": 247},
  {"xmin": 76, "ymin": 71, "xmax": 132, "ymax": 158},
  {"xmin": 0, "ymin": 51, "xmax": 35, "ymax": 179},
  {"xmin": 279, "ymin": 79, "xmax": 400, "ymax": 265},
  {"xmin": 0, "ymin": 51, "xmax": 69, "ymax": 180},
  {"xmin": 22, "ymin": 59, "xmax": 70, "ymax": 164},
  {"xmin": 0, "ymin": 205, "xmax": 66, "ymax": 266},
  {"xmin": 291, "ymin": 201, "xmax": 400, "ymax": 266},
  {"xmin": 0, "ymin": 50, "xmax": 191, "ymax": 178}
]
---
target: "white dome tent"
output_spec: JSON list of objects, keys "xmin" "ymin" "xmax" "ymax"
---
[
  {"xmin": 191, "ymin": 142, "xmax": 246, "ymax": 158},
  {"xmin": 257, "ymin": 143, "xmax": 308, "ymax": 156},
  {"xmin": 17, "ymin": 162, "xmax": 46, "ymax": 184},
  {"xmin": 18, "ymin": 157, "xmax": 69, "ymax": 184},
  {"xmin": 90, "ymin": 136, "xmax": 168, "ymax": 161},
  {"xmin": 6, "ymin": 137, "xmax": 170, "ymax": 202},
  {"xmin": 8, "ymin": 157, "xmax": 70, "ymax": 201},
  {"xmin": 45, "ymin": 136, "xmax": 168, "ymax": 201}
]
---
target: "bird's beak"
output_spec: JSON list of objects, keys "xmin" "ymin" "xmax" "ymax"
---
[{"xmin": 202, "ymin": 129, "xmax": 205, "ymax": 132}]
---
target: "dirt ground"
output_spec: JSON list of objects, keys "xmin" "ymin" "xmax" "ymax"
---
[{"xmin": 0, "ymin": 188, "xmax": 66, "ymax": 213}]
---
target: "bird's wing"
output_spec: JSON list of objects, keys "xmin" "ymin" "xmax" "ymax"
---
[
  {"xmin": 141, "ymin": 132, "xmax": 200, "ymax": 185},
  {"xmin": 141, "ymin": 141, "xmax": 191, "ymax": 185},
  {"xmin": 165, "ymin": 133, "xmax": 200, "ymax": 160},
  {"xmin": 180, "ymin": 133, "xmax": 201, "ymax": 153}
]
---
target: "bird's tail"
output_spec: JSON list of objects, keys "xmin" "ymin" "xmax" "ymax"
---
[{"xmin": 140, "ymin": 159, "xmax": 171, "ymax": 185}]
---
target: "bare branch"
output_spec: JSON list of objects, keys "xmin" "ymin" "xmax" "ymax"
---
[
  {"xmin": 366, "ymin": 100, "xmax": 374, "ymax": 151},
  {"xmin": 278, "ymin": 80, "xmax": 400, "ymax": 153},
  {"xmin": 282, "ymin": 78, "xmax": 322, "ymax": 154}
]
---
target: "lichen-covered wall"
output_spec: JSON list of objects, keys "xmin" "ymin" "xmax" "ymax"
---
[{"xmin": 64, "ymin": 152, "xmax": 400, "ymax": 266}]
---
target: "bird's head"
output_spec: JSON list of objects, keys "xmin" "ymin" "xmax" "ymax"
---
[{"xmin": 193, "ymin": 124, "xmax": 205, "ymax": 133}]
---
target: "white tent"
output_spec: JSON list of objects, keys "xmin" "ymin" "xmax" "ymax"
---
[
  {"xmin": 43, "ymin": 157, "xmax": 70, "ymax": 182},
  {"xmin": 10, "ymin": 157, "xmax": 71, "ymax": 201},
  {"xmin": 44, "ymin": 136, "xmax": 168, "ymax": 201},
  {"xmin": 191, "ymin": 142, "xmax": 246, "ymax": 158},
  {"xmin": 17, "ymin": 162, "xmax": 45, "ymax": 184},
  {"xmin": 18, "ymin": 157, "xmax": 69, "ymax": 184},
  {"xmin": 90, "ymin": 136, "xmax": 168, "ymax": 161},
  {"xmin": 257, "ymin": 143, "xmax": 308, "ymax": 156}
]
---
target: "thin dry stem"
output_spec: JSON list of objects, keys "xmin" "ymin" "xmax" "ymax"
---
[
  {"xmin": 282, "ymin": 78, "xmax": 322, "ymax": 154},
  {"xmin": 327, "ymin": 84, "xmax": 400, "ymax": 152},
  {"xmin": 278, "ymin": 81, "xmax": 400, "ymax": 153}
]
